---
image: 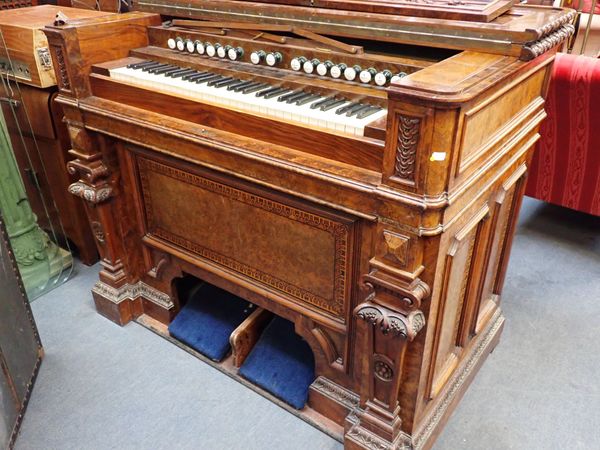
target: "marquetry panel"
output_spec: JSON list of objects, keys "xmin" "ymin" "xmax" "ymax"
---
[
  {"xmin": 427, "ymin": 206, "xmax": 489, "ymax": 398},
  {"xmin": 137, "ymin": 157, "xmax": 355, "ymax": 318}
]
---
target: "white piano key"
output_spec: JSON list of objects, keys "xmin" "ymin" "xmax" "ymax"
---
[{"xmin": 110, "ymin": 64, "xmax": 387, "ymax": 138}]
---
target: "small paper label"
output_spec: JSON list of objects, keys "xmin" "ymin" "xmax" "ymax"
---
[
  {"xmin": 37, "ymin": 47, "xmax": 52, "ymax": 70},
  {"xmin": 430, "ymin": 152, "xmax": 447, "ymax": 162}
]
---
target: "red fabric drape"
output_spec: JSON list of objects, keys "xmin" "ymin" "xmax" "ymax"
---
[
  {"xmin": 581, "ymin": 0, "xmax": 600, "ymax": 14},
  {"xmin": 526, "ymin": 53, "xmax": 600, "ymax": 216}
]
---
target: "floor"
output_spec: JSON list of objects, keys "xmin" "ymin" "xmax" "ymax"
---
[{"xmin": 14, "ymin": 198, "xmax": 600, "ymax": 450}]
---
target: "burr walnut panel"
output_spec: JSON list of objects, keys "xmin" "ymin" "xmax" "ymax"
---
[
  {"xmin": 427, "ymin": 205, "xmax": 490, "ymax": 399},
  {"xmin": 458, "ymin": 69, "xmax": 546, "ymax": 173},
  {"xmin": 137, "ymin": 157, "xmax": 354, "ymax": 319}
]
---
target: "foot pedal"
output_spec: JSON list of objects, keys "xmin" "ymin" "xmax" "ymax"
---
[
  {"xmin": 230, "ymin": 307, "xmax": 273, "ymax": 367},
  {"xmin": 239, "ymin": 317, "xmax": 315, "ymax": 409},
  {"xmin": 168, "ymin": 284, "xmax": 254, "ymax": 361}
]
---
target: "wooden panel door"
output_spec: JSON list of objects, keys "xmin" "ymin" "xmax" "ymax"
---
[{"xmin": 0, "ymin": 213, "xmax": 43, "ymax": 450}]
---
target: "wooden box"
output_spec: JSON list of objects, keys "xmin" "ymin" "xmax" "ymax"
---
[{"xmin": 0, "ymin": 5, "xmax": 108, "ymax": 87}]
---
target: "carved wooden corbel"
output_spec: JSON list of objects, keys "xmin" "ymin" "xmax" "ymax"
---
[
  {"xmin": 64, "ymin": 127, "xmax": 114, "ymax": 205},
  {"xmin": 355, "ymin": 302, "xmax": 425, "ymax": 341},
  {"xmin": 68, "ymin": 181, "xmax": 113, "ymax": 204}
]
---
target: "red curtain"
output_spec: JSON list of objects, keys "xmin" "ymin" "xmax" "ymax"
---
[{"xmin": 526, "ymin": 53, "xmax": 600, "ymax": 216}]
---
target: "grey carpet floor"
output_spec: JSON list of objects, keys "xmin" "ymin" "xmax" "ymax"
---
[{"xmin": 14, "ymin": 198, "xmax": 600, "ymax": 450}]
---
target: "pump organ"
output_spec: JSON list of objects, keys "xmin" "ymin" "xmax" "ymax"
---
[{"xmin": 42, "ymin": 1, "xmax": 575, "ymax": 449}]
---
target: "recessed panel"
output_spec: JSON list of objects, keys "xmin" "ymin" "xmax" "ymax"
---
[{"xmin": 138, "ymin": 157, "xmax": 353, "ymax": 318}]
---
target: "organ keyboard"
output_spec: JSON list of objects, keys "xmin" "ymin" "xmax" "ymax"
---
[
  {"xmin": 42, "ymin": 2, "xmax": 576, "ymax": 449},
  {"xmin": 110, "ymin": 59, "xmax": 388, "ymax": 137}
]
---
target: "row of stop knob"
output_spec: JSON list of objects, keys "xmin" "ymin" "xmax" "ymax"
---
[
  {"xmin": 168, "ymin": 37, "xmax": 247, "ymax": 61},
  {"xmin": 168, "ymin": 37, "xmax": 283, "ymax": 66},
  {"xmin": 290, "ymin": 56, "xmax": 405, "ymax": 86},
  {"xmin": 167, "ymin": 37, "xmax": 406, "ymax": 86}
]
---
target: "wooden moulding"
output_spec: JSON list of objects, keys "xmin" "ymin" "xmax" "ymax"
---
[
  {"xmin": 134, "ymin": 0, "xmax": 576, "ymax": 58},
  {"xmin": 229, "ymin": 307, "xmax": 273, "ymax": 367}
]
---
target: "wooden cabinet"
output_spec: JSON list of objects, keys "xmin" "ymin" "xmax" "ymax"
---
[{"xmin": 41, "ymin": 3, "xmax": 573, "ymax": 449}]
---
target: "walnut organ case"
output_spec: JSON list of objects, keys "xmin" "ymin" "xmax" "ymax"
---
[{"xmin": 41, "ymin": 1, "xmax": 575, "ymax": 449}]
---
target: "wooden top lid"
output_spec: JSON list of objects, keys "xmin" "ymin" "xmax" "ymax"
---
[
  {"xmin": 0, "ymin": 5, "xmax": 111, "ymax": 28},
  {"xmin": 228, "ymin": 0, "xmax": 514, "ymax": 22}
]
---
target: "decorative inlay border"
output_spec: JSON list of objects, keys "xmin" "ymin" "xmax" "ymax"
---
[
  {"xmin": 346, "ymin": 424, "xmax": 412, "ymax": 450},
  {"xmin": 53, "ymin": 46, "xmax": 71, "ymax": 91},
  {"xmin": 92, "ymin": 280, "xmax": 174, "ymax": 310},
  {"xmin": 138, "ymin": 157, "xmax": 350, "ymax": 316},
  {"xmin": 394, "ymin": 115, "xmax": 421, "ymax": 182},
  {"xmin": 311, "ymin": 376, "xmax": 359, "ymax": 409}
]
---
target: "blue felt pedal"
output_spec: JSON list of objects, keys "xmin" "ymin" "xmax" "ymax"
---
[
  {"xmin": 239, "ymin": 317, "xmax": 315, "ymax": 409},
  {"xmin": 168, "ymin": 284, "xmax": 254, "ymax": 362}
]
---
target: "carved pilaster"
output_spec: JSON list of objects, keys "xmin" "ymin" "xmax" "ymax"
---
[
  {"xmin": 347, "ymin": 223, "xmax": 430, "ymax": 449},
  {"xmin": 63, "ymin": 124, "xmax": 134, "ymax": 323},
  {"xmin": 394, "ymin": 116, "xmax": 421, "ymax": 183}
]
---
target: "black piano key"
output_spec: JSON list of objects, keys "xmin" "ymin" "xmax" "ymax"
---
[
  {"xmin": 233, "ymin": 81, "xmax": 260, "ymax": 92},
  {"xmin": 336, "ymin": 102, "xmax": 361, "ymax": 115},
  {"xmin": 128, "ymin": 60, "xmax": 154, "ymax": 69},
  {"xmin": 150, "ymin": 65, "xmax": 178, "ymax": 75},
  {"xmin": 240, "ymin": 82, "xmax": 270, "ymax": 94},
  {"xmin": 133, "ymin": 61, "xmax": 160, "ymax": 70},
  {"xmin": 242, "ymin": 83, "xmax": 271, "ymax": 94},
  {"xmin": 196, "ymin": 74, "xmax": 223, "ymax": 84},
  {"xmin": 321, "ymin": 98, "xmax": 347, "ymax": 112},
  {"xmin": 264, "ymin": 88, "xmax": 291, "ymax": 99},
  {"xmin": 227, "ymin": 80, "xmax": 253, "ymax": 91},
  {"xmin": 277, "ymin": 90, "xmax": 304, "ymax": 102},
  {"xmin": 356, "ymin": 106, "xmax": 383, "ymax": 120},
  {"xmin": 310, "ymin": 96, "xmax": 336, "ymax": 110},
  {"xmin": 161, "ymin": 67, "xmax": 185, "ymax": 76},
  {"xmin": 208, "ymin": 76, "xmax": 234, "ymax": 87},
  {"xmin": 346, "ymin": 104, "xmax": 370, "ymax": 117},
  {"xmin": 296, "ymin": 94, "xmax": 322, "ymax": 106},
  {"xmin": 212, "ymin": 78, "xmax": 240, "ymax": 88},
  {"xmin": 166, "ymin": 68, "xmax": 193, "ymax": 78},
  {"xmin": 142, "ymin": 62, "xmax": 167, "ymax": 72},
  {"xmin": 285, "ymin": 92, "xmax": 311, "ymax": 104},
  {"xmin": 256, "ymin": 86, "xmax": 281, "ymax": 97},
  {"xmin": 182, "ymin": 71, "xmax": 208, "ymax": 81}
]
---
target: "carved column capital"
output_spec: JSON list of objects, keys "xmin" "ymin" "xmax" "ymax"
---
[
  {"xmin": 64, "ymin": 126, "xmax": 115, "ymax": 205},
  {"xmin": 68, "ymin": 182, "xmax": 113, "ymax": 204},
  {"xmin": 354, "ymin": 302, "xmax": 425, "ymax": 340}
]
